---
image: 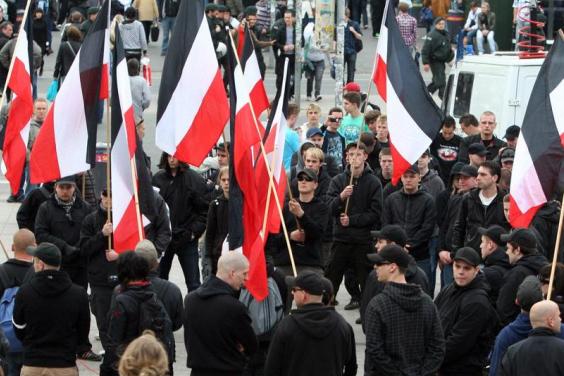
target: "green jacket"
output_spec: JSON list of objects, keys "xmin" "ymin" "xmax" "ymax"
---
[{"xmin": 421, "ymin": 28, "xmax": 453, "ymax": 64}]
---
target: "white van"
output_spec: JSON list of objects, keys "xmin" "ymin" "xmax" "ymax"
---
[{"xmin": 442, "ymin": 52, "xmax": 545, "ymax": 138}]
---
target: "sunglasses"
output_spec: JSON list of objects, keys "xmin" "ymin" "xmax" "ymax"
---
[
  {"xmin": 297, "ymin": 176, "xmax": 314, "ymax": 182},
  {"xmin": 328, "ymin": 117, "xmax": 342, "ymax": 122}
]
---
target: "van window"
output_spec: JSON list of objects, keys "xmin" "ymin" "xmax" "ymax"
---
[
  {"xmin": 453, "ymin": 72, "xmax": 474, "ymax": 117},
  {"xmin": 442, "ymin": 74, "xmax": 454, "ymax": 113}
]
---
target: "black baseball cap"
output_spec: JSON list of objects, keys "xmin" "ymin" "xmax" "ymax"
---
[
  {"xmin": 370, "ymin": 225, "xmax": 407, "ymax": 247},
  {"xmin": 458, "ymin": 165, "xmax": 478, "ymax": 177},
  {"xmin": 367, "ymin": 244, "xmax": 411, "ymax": 269},
  {"xmin": 501, "ymin": 228, "xmax": 537, "ymax": 250},
  {"xmin": 26, "ymin": 242, "xmax": 62, "ymax": 267},
  {"xmin": 297, "ymin": 168, "xmax": 318, "ymax": 182},
  {"xmin": 294, "ymin": 271, "xmax": 325, "ymax": 296},
  {"xmin": 516, "ymin": 276, "xmax": 543, "ymax": 312},
  {"xmin": 453, "ymin": 247, "xmax": 481, "ymax": 267},
  {"xmin": 478, "ymin": 225, "xmax": 508, "ymax": 246},
  {"xmin": 306, "ymin": 127, "xmax": 323, "ymax": 139},
  {"xmin": 468, "ymin": 143, "xmax": 487, "ymax": 156},
  {"xmin": 503, "ymin": 125, "xmax": 520, "ymax": 140},
  {"xmin": 500, "ymin": 148, "xmax": 515, "ymax": 163},
  {"xmin": 55, "ymin": 176, "xmax": 76, "ymax": 185},
  {"xmin": 404, "ymin": 163, "xmax": 420, "ymax": 175}
]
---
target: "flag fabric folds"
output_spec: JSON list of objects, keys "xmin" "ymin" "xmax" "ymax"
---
[
  {"xmin": 227, "ymin": 36, "xmax": 268, "ymax": 300},
  {"xmin": 509, "ymin": 36, "xmax": 564, "ymax": 228},
  {"xmin": 156, "ymin": 0, "xmax": 229, "ymax": 167},
  {"xmin": 29, "ymin": 0, "xmax": 110, "ymax": 183},
  {"xmin": 1, "ymin": 7, "xmax": 34, "ymax": 195},
  {"xmin": 110, "ymin": 26, "xmax": 143, "ymax": 252},
  {"xmin": 241, "ymin": 25, "xmax": 269, "ymax": 117},
  {"xmin": 372, "ymin": 2, "xmax": 443, "ymax": 184}
]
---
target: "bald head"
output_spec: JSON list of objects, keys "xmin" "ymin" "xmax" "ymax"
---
[
  {"xmin": 216, "ymin": 252, "xmax": 249, "ymax": 291},
  {"xmin": 12, "ymin": 229, "xmax": 36, "ymax": 256},
  {"xmin": 530, "ymin": 300, "xmax": 562, "ymax": 333}
]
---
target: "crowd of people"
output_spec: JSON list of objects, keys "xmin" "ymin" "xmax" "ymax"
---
[{"xmin": 0, "ymin": 0, "xmax": 563, "ymax": 375}]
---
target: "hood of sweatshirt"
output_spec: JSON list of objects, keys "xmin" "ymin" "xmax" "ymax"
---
[
  {"xmin": 195, "ymin": 274, "xmax": 237, "ymax": 299},
  {"xmin": 485, "ymin": 248, "xmax": 511, "ymax": 269},
  {"xmin": 30, "ymin": 270, "xmax": 73, "ymax": 297},
  {"xmin": 515, "ymin": 253, "xmax": 549, "ymax": 274},
  {"xmin": 289, "ymin": 303, "xmax": 340, "ymax": 339},
  {"xmin": 382, "ymin": 282, "xmax": 423, "ymax": 312}
]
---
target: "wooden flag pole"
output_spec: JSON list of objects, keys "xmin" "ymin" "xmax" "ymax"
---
[
  {"xmin": 0, "ymin": 238, "xmax": 9, "ymax": 260},
  {"xmin": 105, "ymin": 100, "xmax": 112, "ymax": 252},
  {"xmin": 546, "ymin": 193, "xmax": 564, "ymax": 300},
  {"xmin": 344, "ymin": 81, "xmax": 374, "ymax": 215},
  {"xmin": 286, "ymin": 176, "xmax": 302, "ymax": 231},
  {"xmin": 81, "ymin": 174, "xmax": 86, "ymax": 200},
  {"xmin": 129, "ymin": 158, "xmax": 144, "ymax": 243},
  {"xmin": 228, "ymin": 32, "xmax": 298, "ymax": 277}
]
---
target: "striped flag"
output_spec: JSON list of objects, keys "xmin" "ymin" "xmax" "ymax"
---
[
  {"xmin": 509, "ymin": 36, "xmax": 564, "ymax": 228},
  {"xmin": 372, "ymin": 2, "xmax": 443, "ymax": 184},
  {"xmin": 156, "ymin": 0, "xmax": 229, "ymax": 167},
  {"xmin": 1, "ymin": 6, "xmax": 34, "ymax": 195},
  {"xmin": 30, "ymin": 0, "xmax": 110, "ymax": 183},
  {"xmin": 110, "ymin": 26, "xmax": 143, "ymax": 252},
  {"xmin": 241, "ymin": 25, "xmax": 269, "ymax": 116}
]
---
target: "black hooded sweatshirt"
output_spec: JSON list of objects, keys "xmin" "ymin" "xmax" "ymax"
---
[
  {"xmin": 364, "ymin": 282, "xmax": 445, "ymax": 376},
  {"xmin": 13, "ymin": 270, "xmax": 91, "ymax": 367},
  {"xmin": 496, "ymin": 252, "xmax": 549, "ymax": 325},
  {"xmin": 435, "ymin": 273, "xmax": 498, "ymax": 375},
  {"xmin": 184, "ymin": 275, "xmax": 257, "ymax": 374},
  {"xmin": 482, "ymin": 247, "xmax": 511, "ymax": 304},
  {"xmin": 264, "ymin": 303, "xmax": 357, "ymax": 376}
]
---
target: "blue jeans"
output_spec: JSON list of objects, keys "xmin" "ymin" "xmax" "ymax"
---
[
  {"xmin": 161, "ymin": 17, "xmax": 176, "ymax": 54},
  {"xmin": 428, "ymin": 237, "xmax": 438, "ymax": 297},
  {"xmin": 159, "ymin": 238, "xmax": 201, "ymax": 292},
  {"xmin": 416, "ymin": 258, "xmax": 432, "ymax": 292},
  {"xmin": 441, "ymin": 263, "xmax": 454, "ymax": 288}
]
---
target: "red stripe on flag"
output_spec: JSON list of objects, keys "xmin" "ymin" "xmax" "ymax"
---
[
  {"xmin": 249, "ymin": 81, "xmax": 269, "ymax": 117},
  {"xmin": 100, "ymin": 63, "xmax": 109, "ymax": 99},
  {"xmin": 3, "ymin": 58, "xmax": 33, "ymax": 195},
  {"xmin": 29, "ymin": 108, "xmax": 61, "ymax": 184},
  {"xmin": 508, "ymin": 195, "xmax": 542, "ymax": 229},
  {"xmin": 123, "ymin": 106, "xmax": 137, "ymax": 157},
  {"xmin": 373, "ymin": 56, "xmax": 387, "ymax": 101},
  {"xmin": 389, "ymin": 139, "xmax": 411, "ymax": 185},
  {"xmin": 244, "ymin": 232, "xmax": 268, "ymax": 300},
  {"xmin": 174, "ymin": 69, "xmax": 229, "ymax": 166},
  {"xmin": 113, "ymin": 197, "xmax": 141, "ymax": 252}
]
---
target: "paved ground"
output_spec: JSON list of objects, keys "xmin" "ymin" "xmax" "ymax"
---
[{"xmin": 0, "ymin": 17, "xmax": 439, "ymax": 374}]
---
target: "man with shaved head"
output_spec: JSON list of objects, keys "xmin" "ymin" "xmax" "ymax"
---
[
  {"xmin": 184, "ymin": 252, "xmax": 257, "ymax": 376},
  {"xmin": 500, "ymin": 300, "xmax": 564, "ymax": 375},
  {"xmin": 0, "ymin": 229, "xmax": 35, "ymax": 376}
]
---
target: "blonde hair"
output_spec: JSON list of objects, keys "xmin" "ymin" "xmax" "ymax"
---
[
  {"xmin": 306, "ymin": 103, "xmax": 321, "ymax": 114},
  {"xmin": 118, "ymin": 331, "xmax": 169, "ymax": 376},
  {"xmin": 304, "ymin": 147, "xmax": 325, "ymax": 163},
  {"xmin": 217, "ymin": 166, "xmax": 229, "ymax": 183}
]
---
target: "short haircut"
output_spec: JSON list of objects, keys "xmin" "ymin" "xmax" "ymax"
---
[
  {"xmin": 217, "ymin": 252, "xmax": 249, "ymax": 275},
  {"xmin": 117, "ymin": 251, "xmax": 150, "ymax": 285},
  {"xmin": 364, "ymin": 110, "xmax": 381, "ymax": 124},
  {"xmin": 0, "ymin": 21, "xmax": 12, "ymax": 31},
  {"xmin": 217, "ymin": 166, "xmax": 229, "ymax": 182},
  {"xmin": 443, "ymin": 115, "xmax": 456, "ymax": 128},
  {"xmin": 500, "ymin": 168, "xmax": 511, "ymax": 187},
  {"xmin": 284, "ymin": 9, "xmax": 295, "ymax": 17},
  {"xmin": 304, "ymin": 147, "xmax": 324, "ymax": 162},
  {"xmin": 459, "ymin": 114, "xmax": 479, "ymax": 127},
  {"xmin": 503, "ymin": 193, "xmax": 510, "ymax": 203},
  {"xmin": 379, "ymin": 147, "xmax": 392, "ymax": 158},
  {"xmin": 135, "ymin": 240, "xmax": 158, "ymax": 266},
  {"xmin": 34, "ymin": 98, "xmax": 48, "ymax": 106},
  {"xmin": 125, "ymin": 6, "xmax": 137, "ymax": 19},
  {"xmin": 343, "ymin": 92, "xmax": 361, "ymax": 107},
  {"xmin": 398, "ymin": 2, "xmax": 409, "ymax": 12},
  {"xmin": 287, "ymin": 103, "xmax": 300, "ymax": 117},
  {"xmin": 306, "ymin": 103, "xmax": 321, "ymax": 114},
  {"xmin": 360, "ymin": 132, "xmax": 375, "ymax": 146},
  {"xmin": 377, "ymin": 114, "xmax": 387, "ymax": 123},
  {"xmin": 480, "ymin": 160, "xmax": 501, "ymax": 181},
  {"xmin": 470, "ymin": 0, "xmax": 479, "ymax": 7},
  {"xmin": 481, "ymin": 110, "xmax": 496, "ymax": 121},
  {"xmin": 65, "ymin": 25, "xmax": 82, "ymax": 42},
  {"xmin": 346, "ymin": 142, "xmax": 368, "ymax": 153},
  {"xmin": 328, "ymin": 107, "xmax": 343, "ymax": 115},
  {"xmin": 509, "ymin": 241, "xmax": 536, "ymax": 255},
  {"xmin": 127, "ymin": 58, "xmax": 140, "ymax": 76}
]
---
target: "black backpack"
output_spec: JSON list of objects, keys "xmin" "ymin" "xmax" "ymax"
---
[{"xmin": 137, "ymin": 292, "xmax": 174, "ymax": 361}]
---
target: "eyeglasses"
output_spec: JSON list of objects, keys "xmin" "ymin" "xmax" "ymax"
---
[
  {"xmin": 297, "ymin": 176, "xmax": 314, "ymax": 182},
  {"xmin": 328, "ymin": 117, "xmax": 342, "ymax": 122}
]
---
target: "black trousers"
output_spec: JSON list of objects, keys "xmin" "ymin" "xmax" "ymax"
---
[
  {"xmin": 371, "ymin": 0, "xmax": 386, "ymax": 34},
  {"xmin": 325, "ymin": 241, "xmax": 371, "ymax": 297},
  {"xmin": 427, "ymin": 61, "xmax": 446, "ymax": 99},
  {"xmin": 275, "ymin": 53, "xmax": 295, "ymax": 96},
  {"xmin": 90, "ymin": 285, "xmax": 114, "ymax": 352}
]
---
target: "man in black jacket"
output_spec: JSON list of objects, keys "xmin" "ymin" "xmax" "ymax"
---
[
  {"xmin": 265, "ymin": 271, "xmax": 357, "ymax": 376},
  {"xmin": 422, "ymin": 17, "xmax": 453, "ymax": 98},
  {"xmin": 13, "ymin": 243, "xmax": 90, "ymax": 375},
  {"xmin": 34, "ymin": 176, "xmax": 92, "ymax": 289},
  {"xmin": 497, "ymin": 228, "xmax": 549, "ymax": 325},
  {"xmin": 79, "ymin": 189, "xmax": 117, "ymax": 361},
  {"xmin": 144, "ymin": 191, "xmax": 171, "ymax": 257},
  {"xmin": 451, "ymin": 161, "xmax": 509, "ymax": 253},
  {"xmin": 478, "ymin": 225, "xmax": 511, "ymax": 304},
  {"xmin": 152, "ymin": 153, "xmax": 209, "ymax": 291},
  {"xmin": 271, "ymin": 169, "xmax": 329, "ymax": 275},
  {"xmin": 184, "ymin": 252, "xmax": 257, "ymax": 375},
  {"xmin": 435, "ymin": 247, "xmax": 499, "ymax": 375},
  {"xmin": 325, "ymin": 142, "xmax": 383, "ymax": 303},
  {"xmin": 16, "ymin": 182, "xmax": 54, "ymax": 232},
  {"xmin": 458, "ymin": 111, "xmax": 506, "ymax": 163},
  {"xmin": 500, "ymin": 300, "xmax": 564, "ymax": 376},
  {"xmin": 274, "ymin": 9, "xmax": 295, "ymax": 96},
  {"xmin": 382, "ymin": 164, "xmax": 436, "ymax": 283},
  {"xmin": 364, "ymin": 245, "xmax": 444, "ymax": 375}
]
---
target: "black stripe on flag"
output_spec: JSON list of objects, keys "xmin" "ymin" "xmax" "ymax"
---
[
  {"xmin": 241, "ymin": 24, "xmax": 254, "ymax": 72},
  {"xmin": 25, "ymin": 2, "xmax": 34, "ymax": 85},
  {"xmin": 110, "ymin": 25, "xmax": 125, "ymax": 146},
  {"xmin": 384, "ymin": 5, "xmax": 443, "ymax": 139},
  {"xmin": 520, "ymin": 36, "xmax": 564, "ymax": 198},
  {"xmin": 156, "ymin": 0, "xmax": 204, "ymax": 122}
]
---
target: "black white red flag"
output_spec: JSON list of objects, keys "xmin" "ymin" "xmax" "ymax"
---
[
  {"xmin": 241, "ymin": 25, "xmax": 269, "ymax": 116},
  {"xmin": 372, "ymin": 2, "xmax": 443, "ymax": 184},
  {"xmin": 30, "ymin": 0, "xmax": 110, "ymax": 183},
  {"xmin": 156, "ymin": 0, "xmax": 229, "ymax": 167},
  {"xmin": 509, "ymin": 36, "xmax": 564, "ymax": 228}
]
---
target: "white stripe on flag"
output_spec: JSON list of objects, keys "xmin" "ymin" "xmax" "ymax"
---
[
  {"xmin": 111, "ymin": 119, "xmax": 134, "ymax": 225},
  {"xmin": 156, "ymin": 18, "xmax": 220, "ymax": 155},
  {"xmin": 510, "ymin": 136, "xmax": 547, "ymax": 213},
  {"xmin": 244, "ymin": 52, "xmax": 262, "ymax": 90},
  {"xmin": 550, "ymin": 79, "xmax": 564, "ymax": 137}
]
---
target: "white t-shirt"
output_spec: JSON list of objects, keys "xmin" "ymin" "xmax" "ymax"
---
[{"xmin": 479, "ymin": 191, "xmax": 497, "ymax": 207}]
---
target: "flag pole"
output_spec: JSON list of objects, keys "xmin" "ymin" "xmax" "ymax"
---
[
  {"xmin": 105, "ymin": 100, "xmax": 112, "ymax": 251},
  {"xmin": 286, "ymin": 177, "xmax": 302, "ymax": 231},
  {"xmin": 546, "ymin": 197, "xmax": 564, "ymax": 300},
  {"xmin": 228, "ymin": 33, "xmax": 298, "ymax": 277},
  {"xmin": 0, "ymin": 0, "xmax": 33, "ymax": 109},
  {"xmin": 0, "ymin": 239, "xmax": 9, "ymax": 260},
  {"xmin": 129, "ymin": 158, "xmax": 144, "ymax": 242}
]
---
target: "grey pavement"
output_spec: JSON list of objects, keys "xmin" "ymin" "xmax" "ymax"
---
[{"xmin": 0, "ymin": 19, "xmax": 440, "ymax": 374}]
